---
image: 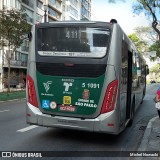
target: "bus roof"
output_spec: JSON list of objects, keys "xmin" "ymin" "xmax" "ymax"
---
[{"xmin": 35, "ymin": 21, "xmax": 114, "ymax": 29}]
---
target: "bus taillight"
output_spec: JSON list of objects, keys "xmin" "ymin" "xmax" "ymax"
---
[
  {"xmin": 26, "ymin": 75, "xmax": 38, "ymax": 108},
  {"xmin": 101, "ymin": 79, "xmax": 118, "ymax": 114}
]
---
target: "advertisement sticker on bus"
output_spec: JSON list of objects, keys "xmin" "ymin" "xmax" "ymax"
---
[{"xmin": 82, "ymin": 89, "xmax": 90, "ymax": 100}]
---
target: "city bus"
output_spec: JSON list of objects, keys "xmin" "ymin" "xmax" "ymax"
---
[{"xmin": 26, "ymin": 21, "xmax": 149, "ymax": 135}]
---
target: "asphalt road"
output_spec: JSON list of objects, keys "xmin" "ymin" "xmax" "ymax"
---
[{"xmin": 0, "ymin": 84, "xmax": 158, "ymax": 159}]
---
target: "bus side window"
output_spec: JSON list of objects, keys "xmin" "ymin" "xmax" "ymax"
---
[{"xmin": 121, "ymin": 40, "xmax": 128, "ymax": 90}]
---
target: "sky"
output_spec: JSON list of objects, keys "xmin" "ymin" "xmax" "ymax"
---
[{"xmin": 91, "ymin": 0, "xmax": 150, "ymax": 35}]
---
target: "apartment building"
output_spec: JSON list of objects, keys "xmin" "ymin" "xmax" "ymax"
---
[{"xmin": 0, "ymin": 0, "xmax": 91, "ymax": 90}]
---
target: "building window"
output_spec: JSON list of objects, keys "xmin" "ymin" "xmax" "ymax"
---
[
  {"xmin": 81, "ymin": 6, "xmax": 89, "ymax": 18},
  {"xmin": 14, "ymin": 51, "xmax": 20, "ymax": 61},
  {"xmin": 37, "ymin": 0, "xmax": 43, "ymax": 10},
  {"xmin": 70, "ymin": 0, "xmax": 78, "ymax": 7},
  {"xmin": 62, "ymin": 5, "xmax": 65, "ymax": 11},
  {"xmin": 70, "ymin": 6, "xmax": 78, "ymax": 18},
  {"xmin": 70, "ymin": 16, "xmax": 76, "ymax": 20},
  {"xmin": 15, "ymin": 0, "xmax": 20, "ymax": 9},
  {"xmin": 48, "ymin": 0, "xmax": 61, "ymax": 9},
  {"xmin": 22, "ymin": 7, "xmax": 34, "ymax": 23},
  {"xmin": 36, "ymin": 13, "xmax": 43, "ymax": 22},
  {"xmin": 82, "ymin": 0, "xmax": 89, "ymax": 9},
  {"xmin": 48, "ymin": 0, "xmax": 56, "ymax": 6},
  {"xmin": 21, "ymin": 39, "xmax": 29, "ymax": 52},
  {"xmin": 21, "ymin": 53, "xmax": 28, "ymax": 63},
  {"xmin": 13, "ymin": 52, "xmax": 28, "ymax": 66},
  {"xmin": 3, "ymin": 0, "xmax": 20, "ymax": 9},
  {"xmin": 48, "ymin": 7, "xmax": 61, "ymax": 19},
  {"xmin": 62, "ymin": 16, "xmax": 65, "ymax": 20},
  {"xmin": 22, "ymin": 0, "xmax": 34, "ymax": 9},
  {"xmin": 48, "ymin": 17, "xmax": 56, "ymax": 22}
]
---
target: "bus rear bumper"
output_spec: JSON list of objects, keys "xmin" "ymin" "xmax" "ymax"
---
[{"xmin": 26, "ymin": 102, "xmax": 120, "ymax": 134}]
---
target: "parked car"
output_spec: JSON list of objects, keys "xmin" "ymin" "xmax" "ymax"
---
[{"xmin": 150, "ymin": 80, "xmax": 156, "ymax": 84}]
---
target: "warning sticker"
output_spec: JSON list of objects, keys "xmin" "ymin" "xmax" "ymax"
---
[
  {"xmin": 63, "ymin": 96, "xmax": 71, "ymax": 105},
  {"xmin": 42, "ymin": 100, "xmax": 50, "ymax": 109}
]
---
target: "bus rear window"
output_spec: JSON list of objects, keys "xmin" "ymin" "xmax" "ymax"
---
[{"xmin": 37, "ymin": 27, "xmax": 110, "ymax": 58}]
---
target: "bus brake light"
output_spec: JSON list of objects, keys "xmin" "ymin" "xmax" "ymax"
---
[
  {"xmin": 101, "ymin": 79, "xmax": 118, "ymax": 114},
  {"xmin": 26, "ymin": 75, "xmax": 38, "ymax": 108}
]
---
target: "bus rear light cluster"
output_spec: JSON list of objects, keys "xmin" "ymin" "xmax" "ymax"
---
[
  {"xmin": 26, "ymin": 75, "xmax": 38, "ymax": 108},
  {"xmin": 101, "ymin": 79, "xmax": 118, "ymax": 114}
]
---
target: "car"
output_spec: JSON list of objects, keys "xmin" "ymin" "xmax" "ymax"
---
[{"xmin": 150, "ymin": 80, "xmax": 156, "ymax": 84}]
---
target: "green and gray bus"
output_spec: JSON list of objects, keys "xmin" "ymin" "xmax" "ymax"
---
[{"xmin": 26, "ymin": 21, "xmax": 148, "ymax": 135}]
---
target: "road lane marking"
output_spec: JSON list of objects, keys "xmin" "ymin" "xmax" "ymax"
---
[
  {"xmin": 17, "ymin": 125, "xmax": 39, "ymax": 132},
  {"xmin": 0, "ymin": 110, "xmax": 10, "ymax": 113}
]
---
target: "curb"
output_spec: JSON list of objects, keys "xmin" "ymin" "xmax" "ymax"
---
[
  {"xmin": 137, "ymin": 116, "xmax": 158, "ymax": 151},
  {"xmin": 134, "ymin": 116, "xmax": 159, "ymax": 160}
]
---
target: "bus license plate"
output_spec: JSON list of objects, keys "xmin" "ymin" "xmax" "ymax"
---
[{"xmin": 59, "ymin": 105, "xmax": 76, "ymax": 112}]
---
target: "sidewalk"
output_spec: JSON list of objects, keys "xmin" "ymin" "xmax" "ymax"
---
[
  {"xmin": 0, "ymin": 88, "xmax": 25, "ymax": 92},
  {"xmin": 0, "ymin": 89, "xmax": 26, "ymax": 102},
  {"xmin": 135, "ymin": 116, "xmax": 160, "ymax": 160}
]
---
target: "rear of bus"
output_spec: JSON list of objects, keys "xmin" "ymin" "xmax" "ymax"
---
[{"xmin": 26, "ymin": 22, "xmax": 120, "ymax": 134}]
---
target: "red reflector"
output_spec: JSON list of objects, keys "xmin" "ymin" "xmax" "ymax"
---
[
  {"xmin": 101, "ymin": 79, "xmax": 118, "ymax": 114},
  {"xmin": 26, "ymin": 75, "xmax": 38, "ymax": 108},
  {"xmin": 26, "ymin": 114, "xmax": 31, "ymax": 117},
  {"xmin": 108, "ymin": 124, "xmax": 114, "ymax": 127},
  {"xmin": 64, "ymin": 63, "xmax": 74, "ymax": 67}
]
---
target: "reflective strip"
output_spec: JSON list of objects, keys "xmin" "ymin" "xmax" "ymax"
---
[
  {"xmin": 17, "ymin": 125, "xmax": 39, "ymax": 132},
  {"xmin": 0, "ymin": 110, "xmax": 10, "ymax": 113}
]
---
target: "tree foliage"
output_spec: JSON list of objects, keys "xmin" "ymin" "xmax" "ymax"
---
[
  {"xmin": 133, "ymin": 0, "xmax": 160, "ymax": 42},
  {"xmin": 149, "ymin": 41, "xmax": 160, "ymax": 57},
  {"xmin": 129, "ymin": 33, "xmax": 139, "ymax": 42},
  {"xmin": 0, "ymin": 7, "xmax": 31, "ymax": 51},
  {"xmin": 133, "ymin": 26, "xmax": 160, "ymax": 60},
  {"xmin": 134, "ymin": 26, "xmax": 157, "ymax": 43},
  {"xmin": 149, "ymin": 63, "xmax": 159, "ymax": 74},
  {"xmin": 128, "ymin": 33, "xmax": 148, "ymax": 53},
  {"xmin": 108, "ymin": 0, "xmax": 160, "ymax": 42},
  {"xmin": 0, "ymin": 7, "xmax": 31, "ymax": 92},
  {"xmin": 108, "ymin": 0, "xmax": 160, "ymax": 59}
]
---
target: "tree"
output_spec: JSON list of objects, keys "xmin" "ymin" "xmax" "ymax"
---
[
  {"xmin": 149, "ymin": 41, "xmax": 160, "ymax": 57},
  {"xmin": 133, "ymin": 0, "xmax": 160, "ymax": 43},
  {"xmin": 150, "ymin": 64, "xmax": 159, "ymax": 74},
  {"xmin": 0, "ymin": 7, "xmax": 31, "ymax": 92},
  {"xmin": 108, "ymin": 0, "xmax": 160, "ymax": 42},
  {"xmin": 128, "ymin": 33, "xmax": 148, "ymax": 53},
  {"xmin": 130, "ymin": 26, "xmax": 160, "ymax": 60},
  {"xmin": 128, "ymin": 33, "xmax": 139, "ymax": 42},
  {"xmin": 134, "ymin": 26, "xmax": 157, "ymax": 43},
  {"xmin": 108, "ymin": 0, "xmax": 160, "ymax": 59}
]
